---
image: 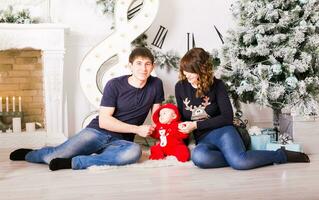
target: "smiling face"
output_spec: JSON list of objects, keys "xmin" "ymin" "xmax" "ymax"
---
[
  {"xmin": 183, "ymin": 71, "xmax": 199, "ymax": 87},
  {"xmin": 159, "ymin": 108, "xmax": 177, "ymax": 124},
  {"xmin": 129, "ymin": 56, "xmax": 154, "ymax": 82}
]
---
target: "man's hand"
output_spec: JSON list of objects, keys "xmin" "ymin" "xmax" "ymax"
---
[
  {"xmin": 178, "ymin": 121, "xmax": 197, "ymax": 134},
  {"xmin": 135, "ymin": 125, "xmax": 155, "ymax": 138}
]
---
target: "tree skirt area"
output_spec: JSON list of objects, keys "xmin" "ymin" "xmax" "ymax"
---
[{"xmin": 88, "ymin": 149, "xmax": 195, "ymax": 171}]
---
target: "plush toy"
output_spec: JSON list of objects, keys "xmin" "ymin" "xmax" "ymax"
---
[{"xmin": 149, "ymin": 103, "xmax": 190, "ymax": 162}]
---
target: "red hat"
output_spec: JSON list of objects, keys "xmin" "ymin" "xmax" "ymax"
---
[{"xmin": 152, "ymin": 103, "xmax": 181, "ymax": 124}]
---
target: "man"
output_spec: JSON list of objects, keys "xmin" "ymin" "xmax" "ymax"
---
[{"xmin": 10, "ymin": 47, "xmax": 164, "ymax": 171}]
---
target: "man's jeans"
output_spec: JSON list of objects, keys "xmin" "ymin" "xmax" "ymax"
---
[
  {"xmin": 191, "ymin": 125, "xmax": 287, "ymax": 170},
  {"xmin": 25, "ymin": 128, "xmax": 142, "ymax": 170}
]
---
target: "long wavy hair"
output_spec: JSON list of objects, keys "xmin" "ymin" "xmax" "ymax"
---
[{"xmin": 179, "ymin": 48, "xmax": 214, "ymax": 97}]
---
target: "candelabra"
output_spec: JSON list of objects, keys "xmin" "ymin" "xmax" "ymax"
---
[{"xmin": 0, "ymin": 111, "xmax": 23, "ymax": 132}]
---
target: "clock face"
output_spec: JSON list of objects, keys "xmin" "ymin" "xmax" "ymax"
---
[{"xmin": 145, "ymin": 0, "xmax": 234, "ymax": 55}]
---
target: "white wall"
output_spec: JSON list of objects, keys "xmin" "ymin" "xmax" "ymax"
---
[
  {"xmin": 1, "ymin": 0, "xmax": 273, "ymax": 136},
  {"xmin": 50, "ymin": 0, "xmax": 114, "ymax": 136}
]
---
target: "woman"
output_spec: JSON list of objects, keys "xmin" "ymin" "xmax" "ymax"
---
[{"xmin": 175, "ymin": 47, "xmax": 309, "ymax": 170}]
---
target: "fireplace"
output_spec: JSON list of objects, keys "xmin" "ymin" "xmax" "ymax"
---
[
  {"xmin": 0, "ymin": 49, "xmax": 45, "ymax": 130},
  {"xmin": 0, "ymin": 23, "xmax": 68, "ymax": 148}
]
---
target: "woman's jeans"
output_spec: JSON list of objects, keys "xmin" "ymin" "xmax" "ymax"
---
[
  {"xmin": 191, "ymin": 125, "xmax": 287, "ymax": 170},
  {"xmin": 25, "ymin": 128, "xmax": 142, "ymax": 170}
]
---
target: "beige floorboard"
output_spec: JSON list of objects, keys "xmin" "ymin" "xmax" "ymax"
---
[{"xmin": 0, "ymin": 149, "xmax": 318, "ymax": 200}]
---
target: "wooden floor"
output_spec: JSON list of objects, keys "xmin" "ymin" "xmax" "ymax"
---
[{"xmin": 0, "ymin": 149, "xmax": 319, "ymax": 200}]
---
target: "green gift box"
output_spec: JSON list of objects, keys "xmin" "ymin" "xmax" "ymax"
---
[
  {"xmin": 250, "ymin": 135, "xmax": 271, "ymax": 150},
  {"xmin": 266, "ymin": 143, "xmax": 303, "ymax": 152}
]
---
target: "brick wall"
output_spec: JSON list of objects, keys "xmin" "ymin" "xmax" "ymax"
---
[{"xmin": 0, "ymin": 48, "xmax": 44, "ymax": 129}]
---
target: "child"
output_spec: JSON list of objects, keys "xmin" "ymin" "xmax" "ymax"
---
[{"xmin": 149, "ymin": 103, "xmax": 190, "ymax": 162}]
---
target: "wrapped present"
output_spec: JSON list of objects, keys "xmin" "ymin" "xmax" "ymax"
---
[
  {"xmin": 248, "ymin": 126, "xmax": 262, "ymax": 136},
  {"xmin": 250, "ymin": 135, "xmax": 271, "ymax": 150},
  {"xmin": 266, "ymin": 142, "xmax": 303, "ymax": 152},
  {"xmin": 279, "ymin": 114, "xmax": 293, "ymax": 139},
  {"xmin": 285, "ymin": 115, "xmax": 319, "ymax": 155},
  {"xmin": 261, "ymin": 128, "xmax": 277, "ymax": 142}
]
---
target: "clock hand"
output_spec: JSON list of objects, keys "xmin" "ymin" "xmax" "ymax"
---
[{"xmin": 213, "ymin": 25, "xmax": 224, "ymax": 44}]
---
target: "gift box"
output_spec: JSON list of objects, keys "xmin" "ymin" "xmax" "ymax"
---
[
  {"xmin": 280, "ymin": 115, "xmax": 319, "ymax": 154},
  {"xmin": 261, "ymin": 128, "xmax": 277, "ymax": 142},
  {"xmin": 250, "ymin": 135, "xmax": 271, "ymax": 150},
  {"xmin": 279, "ymin": 114, "xmax": 293, "ymax": 139},
  {"xmin": 266, "ymin": 142, "xmax": 303, "ymax": 152}
]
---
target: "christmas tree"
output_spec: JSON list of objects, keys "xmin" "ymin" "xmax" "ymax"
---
[{"xmin": 218, "ymin": 0, "xmax": 319, "ymax": 118}]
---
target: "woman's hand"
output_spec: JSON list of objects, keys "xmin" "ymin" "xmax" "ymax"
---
[{"xmin": 178, "ymin": 121, "xmax": 197, "ymax": 134}]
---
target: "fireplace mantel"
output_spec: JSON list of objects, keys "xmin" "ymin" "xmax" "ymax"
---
[{"xmin": 0, "ymin": 23, "xmax": 69, "ymax": 148}]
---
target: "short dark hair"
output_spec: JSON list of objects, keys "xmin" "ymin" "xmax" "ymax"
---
[{"xmin": 129, "ymin": 47, "xmax": 154, "ymax": 64}]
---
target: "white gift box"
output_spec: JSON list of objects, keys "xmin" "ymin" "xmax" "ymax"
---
[
  {"xmin": 26, "ymin": 122, "xmax": 36, "ymax": 132},
  {"xmin": 12, "ymin": 117, "xmax": 21, "ymax": 133},
  {"xmin": 280, "ymin": 114, "xmax": 319, "ymax": 154}
]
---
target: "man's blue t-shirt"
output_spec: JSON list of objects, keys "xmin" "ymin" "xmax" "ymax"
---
[{"xmin": 87, "ymin": 75, "xmax": 164, "ymax": 141}]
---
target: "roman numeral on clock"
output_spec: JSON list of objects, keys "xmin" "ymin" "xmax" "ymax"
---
[
  {"xmin": 128, "ymin": 2, "xmax": 143, "ymax": 20},
  {"xmin": 187, "ymin": 32, "xmax": 196, "ymax": 51},
  {"xmin": 151, "ymin": 25, "xmax": 168, "ymax": 49}
]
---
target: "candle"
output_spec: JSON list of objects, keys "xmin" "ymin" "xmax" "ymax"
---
[
  {"xmin": 0, "ymin": 96, "xmax": 2, "ymax": 112},
  {"xmin": 6, "ymin": 96, "xmax": 8, "ymax": 112},
  {"xmin": 19, "ymin": 96, "xmax": 22, "ymax": 112},
  {"xmin": 12, "ymin": 96, "xmax": 15, "ymax": 112}
]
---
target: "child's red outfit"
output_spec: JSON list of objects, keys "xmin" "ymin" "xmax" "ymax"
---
[{"xmin": 149, "ymin": 104, "xmax": 190, "ymax": 162}]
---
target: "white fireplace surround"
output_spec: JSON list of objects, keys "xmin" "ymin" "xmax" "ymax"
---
[{"xmin": 0, "ymin": 23, "xmax": 68, "ymax": 148}]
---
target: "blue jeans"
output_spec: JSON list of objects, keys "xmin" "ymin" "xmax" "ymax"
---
[
  {"xmin": 191, "ymin": 125, "xmax": 287, "ymax": 170},
  {"xmin": 25, "ymin": 128, "xmax": 142, "ymax": 170}
]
